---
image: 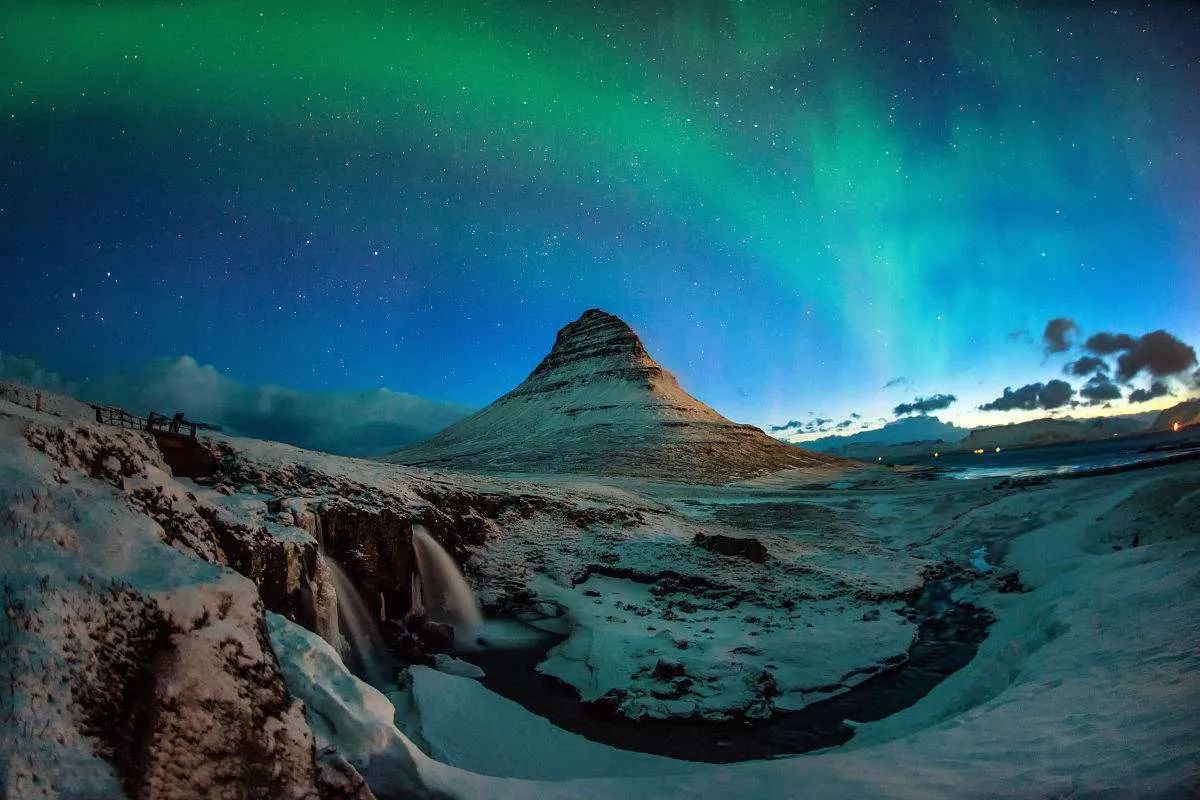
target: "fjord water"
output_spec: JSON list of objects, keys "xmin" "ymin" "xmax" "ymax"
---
[{"xmin": 929, "ymin": 429, "xmax": 1200, "ymax": 479}]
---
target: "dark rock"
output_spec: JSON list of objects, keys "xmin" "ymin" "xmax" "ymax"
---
[
  {"xmin": 652, "ymin": 659, "xmax": 686, "ymax": 680},
  {"xmin": 416, "ymin": 620, "xmax": 456, "ymax": 650},
  {"xmin": 994, "ymin": 571, "xmax": 1026, "ymax": 594},
  {"xmin": 693, "ymin": 532, "xmax": 768, "ymax": 563},
  {"xmin": 861, "ymin": 608, "xmax": 881, "ymax": 621}
]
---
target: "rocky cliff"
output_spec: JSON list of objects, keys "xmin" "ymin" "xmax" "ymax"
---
[{"xmin": 389, "ymin": 309, "xmax": 847, "ymax": 481}]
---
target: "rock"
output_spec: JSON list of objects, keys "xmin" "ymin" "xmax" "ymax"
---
[
  {"xmin": 693, "ymin": 532, "xmax": 768, "ymax": 563},
  {"xmin": 416, "ymin": 620, "xmax": 456, "ymax": 650},
  {"xmin": 861, "ymin": 608, "xmax": 881, "ymax": 621},
  {"xmin": 994, "ymin": 570, "xmax": 1026, "ymax": 594},
  {"xmin": 652, "ymin": 659, "xmax": 686, "ymax": 680}
]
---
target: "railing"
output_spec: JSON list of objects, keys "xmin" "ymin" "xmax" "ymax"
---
[
  {"xmin": 93, "ymin": 405, "xmax": 148, "ymax": 431},
  {"xmin": 92, "ymin": 405, "xmax": 200, "ymax": 438}
]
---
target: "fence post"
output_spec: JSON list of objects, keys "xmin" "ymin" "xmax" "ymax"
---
[{"xmin": 35, "ymin": 392, "xmax": 41, "ymax": 414}]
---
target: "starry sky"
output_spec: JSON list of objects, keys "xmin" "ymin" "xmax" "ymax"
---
[{"xmin": 2, "ymin": 0, "xmax": 1198, "ymax": 446}]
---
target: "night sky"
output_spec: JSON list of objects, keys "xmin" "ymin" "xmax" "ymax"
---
[{"xmin": 2, "ymin": 1, "xmax": 1198, "ymax": 446}]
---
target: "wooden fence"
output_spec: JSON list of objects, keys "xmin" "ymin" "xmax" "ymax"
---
[{"xmin": 92, "ymin": 405, "xmax": 199, "ymax": 438}]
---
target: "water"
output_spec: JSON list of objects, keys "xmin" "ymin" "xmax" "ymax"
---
[
  {"xmin": 919, "ymin": 429, "xmax": 1200, "ymax": 480},
  {"xmin": 312, "ymin": 554, "xmax": 341, "ymax": 648},
  {"xmin": 411, "ymin": 525, "xmax": 483, "ymax": 644},
  {"xmin": 459, "ymin": 578, "xmax": 994, "ymax": 762},
  {"xmin": 324, "ymin": 555, "xmax": 393, "ymax": 687}
]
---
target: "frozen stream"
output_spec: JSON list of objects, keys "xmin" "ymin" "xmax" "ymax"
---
[{"xmin": 455, "ymin": 576, "xmax": 994, "ymax": 762}]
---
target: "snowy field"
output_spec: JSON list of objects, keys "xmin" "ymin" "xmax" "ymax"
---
[{"xmin": 1, "ymin": 384, "xmax": 1197, "ymax": 799}]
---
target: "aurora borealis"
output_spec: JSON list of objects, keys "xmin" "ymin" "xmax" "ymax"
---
[{"xmin": 2, "ymin": 0, "xmax": 1198, "ymax": 441}]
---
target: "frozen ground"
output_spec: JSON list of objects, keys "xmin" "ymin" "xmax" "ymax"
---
[{"xmin": 1, "ymin": 382, "xmax": 1198, "ymax": 798}]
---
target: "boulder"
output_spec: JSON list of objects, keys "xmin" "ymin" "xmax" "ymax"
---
[{"xmin": 693, "ymin": 532, "xmax": 768, "ymax": 563}]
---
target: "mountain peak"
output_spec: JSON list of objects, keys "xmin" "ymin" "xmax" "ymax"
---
[
  {"xmin": 530, "ymin": 309, "xmax": 649, "ymax": 383},
  {"xmin": 389, "ymin": 310, "xmax": 848, "ymax": 481}
]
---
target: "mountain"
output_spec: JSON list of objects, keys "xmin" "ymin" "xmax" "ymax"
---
[
  {"xmin": 800, "ymin": 416, "xmax": 968, "ymax": 454},
  {"xmin": 1153, "ymin": 398, "xmax": 1200, "ymax": 431},
  {"xmin": 959, "ymin": 414, "xmax": 1152, "ymax": 450},
  {"xmin": 388, "ymin": 309, "xmax": 847, "ymax": 481}
]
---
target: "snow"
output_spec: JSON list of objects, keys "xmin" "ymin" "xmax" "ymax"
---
[
  {"xmin": 2, "ymin": 383, "xmax": 1198, "ymax": 799},
  {"xmin": 390, "ymin": 309, "xmax": 845, "ymax": 480},
  {"xmin": 408, "ymin": 665, "xmax": 689, "ymax": 780}
]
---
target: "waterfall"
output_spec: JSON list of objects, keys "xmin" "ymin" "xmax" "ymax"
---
[
  {"xmin": 312, "ymin": 554, "xmax": 341, "ymax": 649},
  {"xmin": 411, "ymin": 525, "xmax": 482, "ymax": 644},
  {"xmin": 324, "ymin": 556, "xmax": 392, "ymax": 687},
  {"xmin": 293, "ymin": 500, "xmax": 391, "ymax": 686}
]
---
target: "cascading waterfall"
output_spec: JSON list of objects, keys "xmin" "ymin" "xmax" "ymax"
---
[
  {"xmin": 411, "ymin": 524, "xmax": 483, "ymax": 644},
  {"xmin": 312, "ymin": 554, "xmax": 341, "ymax": 649},
  {"xmin": 324, "ymin": 556, "xmax": 392, "ymax": 688},
  {"xmin": 292, "ymin": 501, "xmax": 391, "ymax": 687}
]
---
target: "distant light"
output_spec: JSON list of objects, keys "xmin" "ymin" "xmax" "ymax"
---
[
  {"xmin": 995, "ymin": 447, "xmax": 1001, "ymax": 453},
  {"xmin": 1174, "ymin": 421, "xmax": 1182, "ymax": 432},
  {"xmin": 933, "ymin": 452, "xmax": 939, "ymax": 458},
  {"xmin": 973, "ymin": 448, "xmax": 985, "ymax": 455},
  {"xmin": 877, "ymin": 456, "xmax": 882, "ymax": 461}
]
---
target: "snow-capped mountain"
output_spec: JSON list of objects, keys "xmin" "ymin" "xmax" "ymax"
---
[
  {"xmin": 800, "ymin": 415, "xmax": 969, "ymax": 454},
  {"xmin": 389, "ymin": 309, "xmax": 845, "ymax": 481}
]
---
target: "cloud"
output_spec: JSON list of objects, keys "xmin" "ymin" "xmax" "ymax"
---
[
  {"xmin": 769, "ymin": 420, "xmax": 804, "ymax": 432},
  {"xmin": 1084, "ymin": 332, "xmax": 1137, "ymax": 355},
  {"xmin": 1114, "ymin": 331, "xmax": 1197, "ymax": 382},
  {"xmin": 4, "ymin": 354, "xmax": 472, "ymax": 456},
  {"xmin": 882, "ymin": 376, "xmax": 910, "ymax": 389},
  {"xmin": 1007, "ymin": 329, "xmax": 1032, "ymax": 344},
  {"xmin": 835, "ymin": 419, "xmax": 854, "ymax": 430},
  {"xmin": 893, "ymin": 393, "xmax": 957, "ymax": 416},
  {"xmin": 1043, "ymin": 318, "xmax": 1078, "ymax": 354},
  {"xmin": 1079, "ymin": 374, "xmax": 1121, "ymax": 404},
  {"xmin": 1127, "ymin": 381, "xmax": 1172, "ymax": 404},
  {"xmin": 979, "ymin": 379, "xmax": 1074, "ymax": 411},
  {"xmin": 0, "ymin": 351, "xmax": 76, "ymax": 393},
  {"xmin": 1063, "ymin": 356, "xmax": 1108, "ymax": 377}
]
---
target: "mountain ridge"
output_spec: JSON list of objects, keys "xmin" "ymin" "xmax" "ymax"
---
[{"xmin": 388, "ymin": 309, "xmax": 847, "ymax": 481}]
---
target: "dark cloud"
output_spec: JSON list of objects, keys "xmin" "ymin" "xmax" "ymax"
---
[
  {"xmin": 1079, "ymin": 374, "xmax": 1121, "ymax": 404},
  {"xmin": 836, "ymin": 419, "xmax": 854, "ymax": 430},
  {"xmin": 769, "ymin": 420, "xmax": 804, "ymax": 432},
  {"xmin": 850, "ymin": 412, "xmax": 862, "ymax": 419},
  {"xmin": 0, "ymin": 351, "xmax": 74, "ymax": 393},
  {"xmin": 1043, "ymin": 318, "xmax": 1078, "ymax": 354},
  {"xmin": 882, "ymin": 376, "xmax": 910, "ymax": 389},
  {"xmin": 9, "ymin": 354, "xmax": 473, "ymax": 456},
  {"xmin": 1084, "ymin": 332, "xmax": 1137, "ymax": 355},
  {"xmin": 1063, "ymin": 356, "xmax": 1109, "ymax": 377},
  {"xmin": 1115, "ymin": 331, "xmax": 1197, "ymax": 381},
  {"xmin": 1127, "ymin": 381, "xmax": 1172, "ymax": 404},
  {"xmin": 893, "ymin": 393, "xmax": 957, "ymax": 416},
  {"xmin": 979, "ymin": 380, "xmax": 1074, "ymax": 412}
]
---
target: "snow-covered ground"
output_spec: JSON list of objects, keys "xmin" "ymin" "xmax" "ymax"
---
[{"xmin": 1, "ymin": 382, "xmax": 1198, "ymax": 799}]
